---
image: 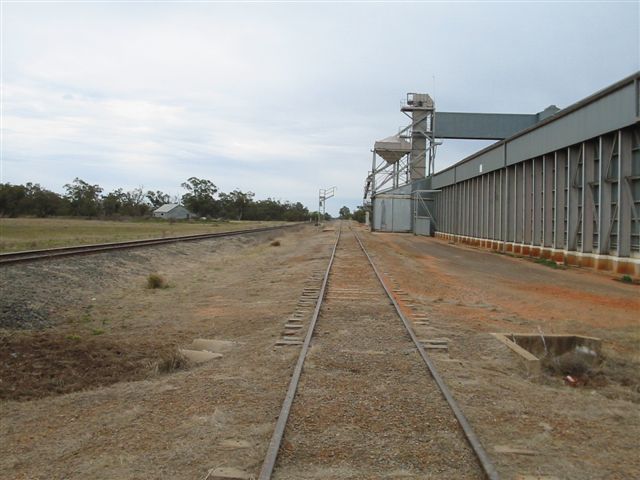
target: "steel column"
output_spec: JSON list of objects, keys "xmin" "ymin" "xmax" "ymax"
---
[
  {"xmin": 554, "ymin": 150, "xmax": 567, "ymax": 249},
  {"xmin": 543, "ymin": 155, "xmax": 554, "ymax": 247},
  {"xmin": 582, "ymin": 141, "xmax": 596, "ymax": 253}
]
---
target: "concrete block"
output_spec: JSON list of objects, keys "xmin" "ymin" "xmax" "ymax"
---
[
  {"xmin": 219, "ymin": 439, "xmax": 251, "ymax": 449},
  {"xmin": 207, "ymin": 467, "xmax": 252, "ymax": 479},
  {"xmin": 179, "ymin": 349, "xmax": 223, "ymax": 363},
  {"xmin": 190, "ymin": 339, "xmax": 237, "ymax": 353},
  {"xmin": 421, "ymin": 343, "xmax": 448, "ymax": 350},
  {"xmin": 276, "ymin": 339, "xmax": 303, "ymax": 346}
]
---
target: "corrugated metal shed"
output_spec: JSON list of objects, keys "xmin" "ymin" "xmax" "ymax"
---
[
  {"xmin": 432, "ymin": 71, "xmax": 640, "ymax": 189},
  {"xmin": 153, "ymin": 204, "xmax": 192, "ymax": 220}
]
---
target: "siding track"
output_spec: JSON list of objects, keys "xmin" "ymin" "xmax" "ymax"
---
[
  {"xmin": 0, "ymin": 224, "xmax": 298, "ymax": 265},
  {"xmin": 259, "ymin": 222, "xmax": 498, "ymax": 479}
]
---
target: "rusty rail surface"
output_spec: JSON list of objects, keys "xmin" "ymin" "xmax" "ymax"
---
[
  {"xmin": 258, "ymin": 224, "xmax": 342, "ymax": 479},
  {"xmin": 352, "ymin": 226, "xmax": 500, "ymax": 480},
  {"xmin": 258, "ymin": 221, "xmax": 499, "ymax": 480},
  {"xmin": 0, "ymin": 224, "xmax": 301, "ymax": 266}
]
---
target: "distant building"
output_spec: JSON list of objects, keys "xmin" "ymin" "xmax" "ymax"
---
[{"xmin": 152, "ymin": 203, "xmax": 193, "ymax": 220}]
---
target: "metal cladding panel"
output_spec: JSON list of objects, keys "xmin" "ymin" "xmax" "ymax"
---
[
  {"xmin": 391, "ymin": 197, "xmax": 412, "ymax": 232},
  {"xmin": 506, "ymin": 82, "xmax": 638, "ymax": 165},
  {"xmin": 411, "ymin": 177, "xmax": 432, "ymax": 192},
  {"xmin": 455, "ymin": 144, "xmax": 505, "ymax": 182},
  {"xmin": 434, "ymin": 112, "xmax": 538, "ymax": 140},
  {"xmin": 414, "ymin": 218, "xmax": 432, "ymax": 236},
  {"xmin": 372, "ymin": 197, "xmax": 385, "ymax": 230},
  {"xmin": 376, "ymin": 183, "xmax": 412, "ymax": 196},
  {"xmin": 432, "ymin": 168, "xmax": 456, "ymax": 189},
  {"xmin": 372, "ymin": 195, "xmax": 412, "ymax": 232}
]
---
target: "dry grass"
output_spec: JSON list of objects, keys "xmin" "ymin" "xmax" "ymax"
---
[
  {"xmin": 0, "ymin": 218, "xmax": 283, "ymax": 253},
  {"xmin": 153, "ymin": 349, "xmax": 191, "ymax": 374},
  {"xmin": 146, "ymin": 273, "xmax": 168, "ymax": 289}
]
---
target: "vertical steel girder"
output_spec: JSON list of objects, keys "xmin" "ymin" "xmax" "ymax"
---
[{"xmin": 433, "ymin": 124, "xmax": 639, "ymax": 260}]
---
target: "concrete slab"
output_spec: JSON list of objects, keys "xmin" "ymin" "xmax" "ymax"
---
[
  {"xmin": 276, "ymin": 339, "xmax": 303, "ymax": 346},
  {"xmin": 219, "ymin": 439, "xmax": 251, "ymax": 449},
  {"xmin": 190, "ymin": 339, "xmax": 237, "ymax": 353},
  {"xmin": 207, "ymin": 467, "xmax": 252, "ymax": 479},
  {"xmin": 340, "ymin": 349, "xmax": 386, "ymax": 355},
  {"xmin": 494, "ymin": 445, "xmax": 538, "ymax": 455},
  {"xmin": 179, "ymin": 349, "xmax": 223, "ymax": 364},
  {"xmin": 422, "ymin": 344, "xmax": 448, "ymax": 350},
  {"xmin": 515, "ymin": 475, "xmax": 560, "ymax": 480}
]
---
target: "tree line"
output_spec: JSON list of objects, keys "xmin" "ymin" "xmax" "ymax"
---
[
  {"xmin": 0, "ymin": 177, "xmax": 318, "ymax": 222},
  {"xmin": 338, "ymin": 205, "xmax": 367, "ymax": 223}
]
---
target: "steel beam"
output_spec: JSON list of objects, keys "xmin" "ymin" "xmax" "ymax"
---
[
  {"xmin": 554, "ymin": 150, "xmax": 567, "ymax": 249},
  {"xmin": 618, "ymin": 129, "xmax": 632, "ymax": 256},
  {"xmin": 543, "ymin": 154, "xmax": 555, "ymax": 248},
  {"xmin": 434, "ymin": 111, "xmax": 539, "ymax": 140}
]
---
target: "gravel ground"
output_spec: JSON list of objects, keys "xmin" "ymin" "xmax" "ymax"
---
[
  {"xmin": 274, "ymin": 226, "xmax": 482, "ymax": 479},
  {"xmin": 1, "ymin": 225, "xmax": 338, "ymax": 479},
  {"xmin": 2, "ymin": 221, "xmax": 637, "ymax": 479},
  {"xmin": 358, "ymin": 226, "xmax": 640, "ymax": 480}
]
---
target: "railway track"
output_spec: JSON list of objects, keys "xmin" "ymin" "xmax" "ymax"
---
[
  {"xmin": 260, "ymin": 222, "xmax": 498, "ymax": 479},
  {"xmin": 0, "ymin": 224, "xmax": 299, "ymax": 266}
]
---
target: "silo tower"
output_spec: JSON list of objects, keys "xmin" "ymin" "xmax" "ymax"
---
[
  {"xmin": 401, "ymin": 93, "xmax": 436, "ymax": 180},
  {"xmin": 363, "ymin": 92, "xmax": 437, "ymax": 205}
]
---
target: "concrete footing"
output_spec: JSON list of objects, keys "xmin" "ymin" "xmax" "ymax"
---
[{"xmin": 436, "ymin": 232, "xmax": 640, "ymax": 277}]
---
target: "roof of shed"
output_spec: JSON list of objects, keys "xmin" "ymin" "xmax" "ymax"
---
[{"xmin": 153, "ymin": 203, "xmax": 182, "ymax": 213}]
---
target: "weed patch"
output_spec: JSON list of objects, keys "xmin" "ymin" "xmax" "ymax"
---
[
  {"xmin": 534, "ymin": 258, "xmax": 563, "ymax": 269},
  {"xmin": 154, "ymin": 349, "xmax": 190, "ymax": 374},
  {"xmin": 146, "ymin": 273, "xmax": 168, "ymax": 289}
]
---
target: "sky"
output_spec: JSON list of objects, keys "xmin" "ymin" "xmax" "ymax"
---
[{"xmin": 1, "ymin": 1, "xmax": 639, "ymax": 215}]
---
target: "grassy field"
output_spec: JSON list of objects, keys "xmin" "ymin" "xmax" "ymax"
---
[{"xmin": 0, "ymin": 218, "xmax": 288, "ymax": 253}]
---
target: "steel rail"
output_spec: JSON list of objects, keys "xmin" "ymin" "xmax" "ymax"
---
[
  {"xmin": 0, "ymin": 224, "xmax": 300, "ymax": 266},
  {"xmin": 258, "ymin": 224, "xmax": 342, "ymax": 480},
  {"xmin": 352, "ymin": 226, "xmax": 500, "ymax": 480}
]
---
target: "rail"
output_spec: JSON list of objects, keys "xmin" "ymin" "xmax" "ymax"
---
[
  {"xmin": 258, "ymin": 221, "xmax": 499, "ymax": 480},
  {"xmin": 0, "ymin": 223, "xmax": 301, "ymax": 266},
  {"xmin": 352, "ymin": 227, "xmax": 500, "ymax": 480},
  {"xmin": 258, "ymin": 224, "xmax": 341, "ymax": 479}
]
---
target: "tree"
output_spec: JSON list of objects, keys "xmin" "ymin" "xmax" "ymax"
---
[
  {"xmin": 145, "ymin": 190, "xmax": 171, "ymax": 208},
  {"xmin": 121, "ymin": 187, "xmax": 149, "ymax": 216},
  {"xmin": 102, "ymin": 189, "xmax": 126, "ymax": 216},
  {"xmin": 339, "ymin": 206, "xmax": 351, "ymax": 219},
  {"xmin": 0, "ymin": 183, "xmax": 27, "ymax": 217},
  {"xmin": 63, "ymin": 178, "xmax": 103, "ymax": 217},
  {"xmin": 282, "ymin": 201, "xmax": 310, "ymax": 221},
  {"xmin": 352, "ymin": 205, "xmax": 368, "ymax": 224},
  {"xmin": 25, "ymin": 183, "xmax": 66, "ymax": 217},
  {"xmin": 219, "ymin": 189, "xmax": 255, "ymax": 220},
  {"xmin": 0, "ymin": 183, "xmax": 66, "ymax": 217},
  {"xmin": 181, "ymin": 177, "xmax": 219, "ymax": 217}
]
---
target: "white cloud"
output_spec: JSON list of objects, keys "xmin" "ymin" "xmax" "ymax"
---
[{"xmin": 2, "ymin": 2, "xmax": 638, "ymax": 214}]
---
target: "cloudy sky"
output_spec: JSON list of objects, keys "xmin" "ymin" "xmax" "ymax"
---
[{"xmin": 2, "ymin": 1, "xmax": 638, "ymax": 215}]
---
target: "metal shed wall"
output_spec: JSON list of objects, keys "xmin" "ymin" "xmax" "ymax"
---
[{"xmin": 430, "ymin": 72, "xmax": 640, "ymax": 274}]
